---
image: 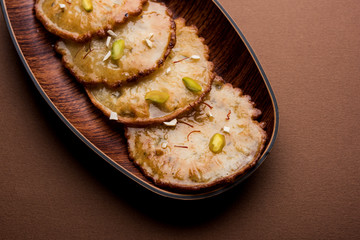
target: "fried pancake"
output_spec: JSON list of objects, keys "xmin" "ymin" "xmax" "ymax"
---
[
  {"xmin": 35, "ymin": 0, "xmax": 147, "ymax": 42},
  {"xmin": 85, "ymin": 18, "xmax": 214, "ymax": 126},
  {"xmin": 55, "ymin": 1, "xmax": 176, "ymax": 87},
  {"xmin": 125, "ymin": 77, "xmax": 267, "ymax": 191}
]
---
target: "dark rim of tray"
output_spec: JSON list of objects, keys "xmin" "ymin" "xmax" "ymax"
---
[{"xmin": 0, "ymin": 0, "xmax": 279, "ymax": 200}]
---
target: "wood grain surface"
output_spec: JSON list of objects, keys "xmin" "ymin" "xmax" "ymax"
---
[{"xmin": 1, "ymin": 0, "xmax": 277, "ymax": 198}]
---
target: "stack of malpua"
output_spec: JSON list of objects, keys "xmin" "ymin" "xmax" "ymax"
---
[{"xmin": 35, "ymin": 0, "xmax": 267, "ymax": 191}]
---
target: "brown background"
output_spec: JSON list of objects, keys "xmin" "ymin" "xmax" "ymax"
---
[{"xmin": 0, "ymin": 0, "xmax": 359, "ymax": 239}]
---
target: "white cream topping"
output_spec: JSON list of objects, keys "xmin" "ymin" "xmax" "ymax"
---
[
  {"xmin": 102, "ymin": 51, "xmax": 111, "ymax": 61},
  {"xmin": 165, "ymin": 67, "xmax": 171, "ymax": 75},
  {"xmin": 106, "ymin": 36, "xmax": 111, "ymax": 48},
  {"xmin": 109, "ymin": 112, "xmax": 118, "ymax": 120},
  {"xmin": 163, "ymin": 119, "xmax": 177, "ymax": 126},
  {"xmin": 223, "ymin": 126, "xmax": 230, "ymax": 133},
  {"xmin": 107, "ymin": 30, "xmax": 117, "ymax": 37},
  {"xmin": 145, "ymin": 39, "xmax": 153, "ymax": 48},
  {"xmin": 190, "ymin": 55, "xmax": 201, "ymax": 60}
]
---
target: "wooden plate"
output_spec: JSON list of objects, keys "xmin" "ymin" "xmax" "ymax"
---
[{"xmin": 1, "ymin": 0, "xmax": 279, "ymax": 200}]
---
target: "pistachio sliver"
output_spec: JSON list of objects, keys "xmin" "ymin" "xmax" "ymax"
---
[
  {"xmin": 81, "ymin": 0, "xmax": 93, "ymax": 12},
  {"xmin": 209, "ymin": 133, "xmax": 226, "ymax": 154},
  {"xmin": 111, "ymin": 39, "xmax": 125, "ymax": 61},
  {"xmin": 145, "ymin": 91, "xmax": 169, "ymax": 104},
  {"xmin": 182, "ymin": 77, "xmax": 202, "ymax": 93}
]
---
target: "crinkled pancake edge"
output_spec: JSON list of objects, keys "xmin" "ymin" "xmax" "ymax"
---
[
  {"xmin": 124, "ymin": 78, "xmax": 267, "ymax": 192},
  {"xmin": 84, "ymin": 17, "xmax": 215, "ymax": 126},
  {"xmin": 35, "ymin": 0, "xmax": 148, "ymax": 42},
  {"xmin": 54, "ymin": 2, "xmax": 176, "ymax": 88}
]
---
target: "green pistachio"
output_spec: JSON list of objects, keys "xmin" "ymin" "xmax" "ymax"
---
[
  {"xmin": 182, "ymin": 77, "xmax": 202, "ymax": 93},
  {"xmin": 209, "ymin": 133, "xmax": 226, "ymax": 154},
  {"xmin": 145, "ymin": 91, "xmax": 169, "ymax": 104},
  {"xmin": 111, "ymin": 39, "xmax": 125, "ymax": 60},
  {"xmin": 81, "ymin": 0, "xmax": 93, "ymax": 12}
]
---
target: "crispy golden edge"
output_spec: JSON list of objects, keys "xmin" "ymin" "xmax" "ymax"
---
[
  {"xmin": 84, "ymin": 17, "xmax": 215, "ymax": 126},
  {"xmin": 54, "ymin": 2, "xmax": 176, "ymax": 88},
  {"xmin": 113, "ymin": 0, "xmax": 148, "ymax": 24},
  {"xmin": 35, "ymin": 0, "xmax": 148, "ymax": 42},
  {"xmin": 124, "ymin": 77, "xmax": 267, "ymax": 192}
]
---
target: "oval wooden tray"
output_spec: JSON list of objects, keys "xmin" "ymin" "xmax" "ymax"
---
[{"xmin": 1, "ymin": 0, "xmax": 279, "ymax": 200}]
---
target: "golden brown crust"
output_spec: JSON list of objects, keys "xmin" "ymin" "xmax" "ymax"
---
[
  {"xmin": 85, "ymin": 71, "xmax": 214, "ymax": 127},
  {"xmin": 113, "ymin": 0, "xmax": 148, "ymax": 24},
  {"xmin": 35, "ymin": 0, "xmax": 148, "ymax": 42},
  {"xmin": 84, "ymin": 17, "xmax": 215, "ymax": 126},
  {"xmin": 54, "ymin": 1, "xmax": 176, "ymax": 88},
  {"xmin": 125, "ymin": 119, "xmax": 266, "ymax": 193},
  {"xmin": 126, "ymin": 141, "xmax": 265, "ymax": 193},
  {"xmin": 124, "ymin": 77, "xmax": 267, "ymax": 192}
]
